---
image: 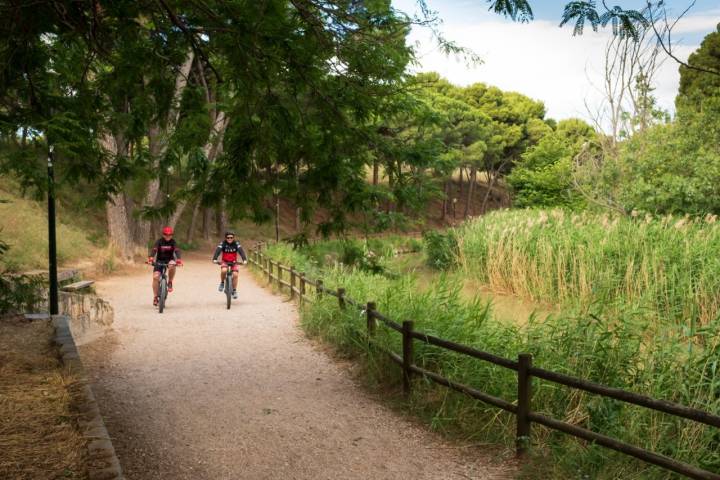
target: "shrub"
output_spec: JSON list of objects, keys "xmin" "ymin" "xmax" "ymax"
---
[
  {"xmin": 0, "ymin": 239, "xmax": 43, "ymax": 314},
  {"xmin": 423, "ymin": 230, "xmax": 458, "ymax": 270}
]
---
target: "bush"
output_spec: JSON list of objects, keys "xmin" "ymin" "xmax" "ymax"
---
[
  {"xmin": 506, "ymin": 123, "xmax": 592, "ymax": 209},
  {"xmin": 0, "ymin": 239, "xmax": 43, "ymax": 314},
  {"xmin": 423, "ymin": 230, "xmax": 459, "ymax": 270},
  {"xmin": 340, "ymin": 240, "xmax": 385, "ymax": 274},
  {"xmin": 284, "ymin": 232, "xmax": 309, "ymax": 250}
]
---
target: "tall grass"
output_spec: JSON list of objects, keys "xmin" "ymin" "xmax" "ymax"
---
[
  {"xmin": 263, "ymin": 239, "xmax": 720, "ymax": 479},
  {"xmin": 460, "ymin": 209, "xmax": 720, "ymax": 329},
  {"xmin": 0, "ymin": 187, "xmax": 96, "ymax": 271}
]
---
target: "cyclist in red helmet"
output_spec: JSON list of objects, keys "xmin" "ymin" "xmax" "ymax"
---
[
  {"xmin": 212, "ymin": 231, "xmax": 247, "ymax": 299},
  {"xmin": 147, "ymin": 226, "xmax": 183, "ymax": 306}
]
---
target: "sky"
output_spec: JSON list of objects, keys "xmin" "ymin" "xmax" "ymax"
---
[{"xmin": 391, "ymin": 0, "xmax": 719, "ymax": 127}]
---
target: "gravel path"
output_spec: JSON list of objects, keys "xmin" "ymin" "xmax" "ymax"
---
[{"xmin": 78, "ymin": 254, "xmax": 515, "ymax": 480}]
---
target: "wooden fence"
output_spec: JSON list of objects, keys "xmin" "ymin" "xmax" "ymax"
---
[{"xmin": 249, "ymin": 247, "xmax": 720, "ymax": 480}]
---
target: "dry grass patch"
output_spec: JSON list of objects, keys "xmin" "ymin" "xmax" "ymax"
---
[{"xmin": 0, "ymin": 316, "xmax": 88, "ymax": 480}]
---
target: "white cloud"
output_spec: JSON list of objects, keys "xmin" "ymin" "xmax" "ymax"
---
[
  {"xmin": 670, "ymin": 11, "xmax": 719, "ymax": 34},
  {"xmin": 405, "ymin": 15, "xmax": 712, "ymax": 126}
]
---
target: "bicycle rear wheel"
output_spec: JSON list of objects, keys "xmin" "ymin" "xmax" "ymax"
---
[
  {"xmin": 159, "ymin": 277, "xmax": 167, "ymax": 313},
  {"xmin": 225, "ymin": 276, "xmax": 232, "ymax": 310}
]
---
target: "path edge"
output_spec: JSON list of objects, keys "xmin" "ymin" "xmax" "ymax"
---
[{"xmin": 53, "ymin": 315, "xmax": 125, "ymax": 480}]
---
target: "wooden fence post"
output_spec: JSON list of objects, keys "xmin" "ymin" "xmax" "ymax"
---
[
  {"xmin": 290, "ymin": 267, "xmax": 296, "ymax": 300},
  {"xmin": 299, "ymin": 272, "xmax": 306, "ymax": 302},
  {"xmin": 337, "ymin": 288, "xmax": 346, "ymax": 309},
  {"xmin": 267, "ymin": 259, "xmax": 272, "ymax": 283},
  {"xmin": 276, "ymin": 263, "xmax": 282, "ymax": 288},
  {"xmin": 517, "ymin": 353, "xmax": 533, "ymax": 457},
  {"xmin": 402, "ymin": 320, "xmax": 414, "ymax": 396},
  {"xmin": 317, "ymin": 279, "xmax": 324, "ymax": 298},
  {"xmin": 366, "ymin": 302, "xmax": 376, "ymax": 337}
]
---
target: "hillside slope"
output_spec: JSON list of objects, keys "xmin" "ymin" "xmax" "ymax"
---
[{"xmin": 0, "ymin": 182, "xmax": 101, "ymax": 272}]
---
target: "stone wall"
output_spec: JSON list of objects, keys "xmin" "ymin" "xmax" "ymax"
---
[{"xmin": 59, "ymin": 292, "xmax": 114, "ymax": 345}]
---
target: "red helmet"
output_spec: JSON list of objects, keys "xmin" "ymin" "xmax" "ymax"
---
[{"xmin": 162, "ymin": 226, "xmax": 174, "ymax": 236}]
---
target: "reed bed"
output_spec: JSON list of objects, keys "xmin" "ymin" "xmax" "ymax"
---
[{"xmin": 460, "ymin": 209, "xmax": 720, "ymax": 329}]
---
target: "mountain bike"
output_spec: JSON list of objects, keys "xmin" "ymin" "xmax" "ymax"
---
[
  {"xmin": 152, "ymin": 262, "xmax": 170, "ymax": 313},
  {"xmin": 222, "ymin": 261, "xmax": 238, "ymax": 310}
]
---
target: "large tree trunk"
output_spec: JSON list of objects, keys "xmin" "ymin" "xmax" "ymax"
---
[
  {"xmin": 168, "ymin": 199, "xmax": 187, "ymax": 230},
  {"xmin": 139, "ymin": 52, "xmax": 195, "ymax": 242},
  {"xmin": 203, "ymin": 208, "xmax": 212, "ymax": 240},
  {"xmin": 168, "ymin": 112, "xmax": 228, "ymax": 227},
  {"xmin": 481, "ymin": 172, "xmax": 496, "ymax": 215},
  {"xmin": 186, "ymin": 201, "xmax": 201, "ymax": 244},
  {"xmin": 100, "ymin": 134, "xmax": 135, "ymax": 261},
  {"xmin": 372, "ymin": 160, "xmax": 379, "ymax": 186},
  {"xmin": 106, "ymin": 193, "xmax": 134, "ymax": 261},
  {"xmin": 464, "ymin": 166, "xmax": 477, "ymax": 219},
  {"xmin": 274, "ymin": 194, "xmax": 281, "ymax": 242},
  {"xmin": 216, "ymin": 203, "xmax": 227, "ymax": 236}
]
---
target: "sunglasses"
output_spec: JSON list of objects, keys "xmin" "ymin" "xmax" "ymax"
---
[{"xmin": 226, "ymin": 236, "xmax": 234, "ymax": 239}]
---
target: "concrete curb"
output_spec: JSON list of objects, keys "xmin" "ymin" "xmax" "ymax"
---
[{"xmin": 52, "ymin": 315, "xmax": 125, "ymax": 480}]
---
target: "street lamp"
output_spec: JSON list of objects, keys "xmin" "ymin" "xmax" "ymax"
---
[{"xmin": 48, "ymin": 145, "xmax": 59, "ymax": 315}]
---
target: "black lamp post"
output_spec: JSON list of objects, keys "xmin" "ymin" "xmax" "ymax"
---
[{"xmin": 48, "ymin": 145, "xmax": 59, "ymax": 315}]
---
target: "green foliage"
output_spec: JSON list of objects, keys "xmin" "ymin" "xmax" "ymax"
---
[
  {"xmin": 506, "ymin": 118, "xmax": 595, "ymax": 208},
  {"xmin": 678, "ymin": 24, "xmax": 720, "ymax": 109},
  {"xmin": 614, "ymin": 123, "xmax": 720, "ymax": 215},
  {"xmin": 339, "ymin": 241, "xmax": 384, "ymax": 275},
  {"xmin": 0, "ymin": 238, "xmax": 43, "ymax": 314},
  {"xmin": 422, "ymin": 230, "xmax": 459, "ymax": 270},
  {"xmin": 583, "ymin": 94, "xmax": 720, "ymax": 216},
  {"xmin": 507, "ymin": 136, "xmax": 572, "ymax": 207},
  {"xmin": 261, "ymin": 239, "xmax": 720, "ymax": 479}
]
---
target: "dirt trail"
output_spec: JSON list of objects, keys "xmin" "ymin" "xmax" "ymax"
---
[{"xmin": 78, "ymin": 254, "xmax": 514, "ymax": 480}]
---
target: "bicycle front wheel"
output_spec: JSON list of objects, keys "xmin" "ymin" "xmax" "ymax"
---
[
  {"xmin": 159, "ymin": 278, "xmax": 167, "ymax": 313},
  {"xmin": 225, "ymin": 276, "xmax": 232, "ymax": 310}
]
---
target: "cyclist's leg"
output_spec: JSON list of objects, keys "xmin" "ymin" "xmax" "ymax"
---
[
  {"xmin": 231, "ymin": 264, "xmax": 239, "ymax": 290},
  {"xmin": 152, "ymin": 270, "xmax": 160, "ymax": 297},
  {"xmin": 220, "ymin": 266, "xmax": 228, "ymax": 282},
  {"xmin": 168, "ymin": 264, "xmax": 176, "ymax": 287}
]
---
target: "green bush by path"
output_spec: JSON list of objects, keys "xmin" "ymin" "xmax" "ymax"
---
[
  {"xmin": 423, "ymin": 230, "xmax": 459, "ymax": 270},
  {"xmin": 262, "ymin": 241, "xmax": 720, "ymax": 479},
  {"xmin": 459, "ymin": 208, "xmax": 720, "ymax": 329}
]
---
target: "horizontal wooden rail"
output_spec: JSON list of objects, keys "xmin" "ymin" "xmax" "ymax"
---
[
  {"xmin": 370, "ymin": 310, "xmax": 402, "ymax": 332},
  {"xmin": 529, "ymin": 366, "xmax": 720, "ymax": 429},
  {"xmin": 411, "ymin": 331, "xmax": 519, "ymax": 371},
  {"xmin": 528, "ymin": 412, "xmax": 720, "ymax": 480},
  {"xmin": 410, "ymin": 364, "xmax": 518, "ymax": 414},
  {"xmin": 250, "ymin": 247, "xmax": 720, "ymax": 480}
]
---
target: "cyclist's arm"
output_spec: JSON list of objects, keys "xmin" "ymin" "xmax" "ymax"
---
[
  {"xmin": 236, "ymin": 243, "xmax": 248, "ymax": 262},
  {"xmin": 212, "ymin": 244, "xmax": 222, "ymax": 261},
  {"xmin": 173, "ymin": 243, "xmax": 182, "ymax": 260},
  {"xmin": 149, "ymin": 240, "xmax": 160, "ymax": 262}
]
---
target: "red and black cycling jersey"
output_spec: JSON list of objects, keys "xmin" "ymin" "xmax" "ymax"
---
[
  {"xmin": 212, "ymin": 240, "xmax": 247, "ymax": 264},
  {"xmin": 150, "ymin": 238, "xmax": 181, "ymax": 263}
]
